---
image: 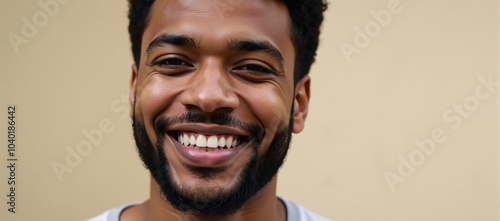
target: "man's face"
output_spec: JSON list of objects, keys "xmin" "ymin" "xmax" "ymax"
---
[{"xmin": 130, "ymin": 0, "xmax": 309, "ymax": 215}]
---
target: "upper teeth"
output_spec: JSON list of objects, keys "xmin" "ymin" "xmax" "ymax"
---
[{"xmin": 177, "ymin": 133, "xmax": 239, "ymax": 149}]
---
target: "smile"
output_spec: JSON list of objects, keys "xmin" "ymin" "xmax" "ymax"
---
[
  {"xmin": 167, "ymin": 132, "xmax": 250, "ymax": 167},
  {"xmin": 176, "ymin": 132, "xmax": 243, "ymax": 151}
]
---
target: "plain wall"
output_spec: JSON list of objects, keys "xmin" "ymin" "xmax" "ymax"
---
[{"xmin": 0, "ymin": 0, "xmax": 498, "ymax": 220}]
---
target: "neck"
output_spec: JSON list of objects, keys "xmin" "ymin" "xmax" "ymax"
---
[{"xmin": 121, "ymin": 176, "xmax": 286, "ymax": 221}]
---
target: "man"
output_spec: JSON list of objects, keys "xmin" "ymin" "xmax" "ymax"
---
[{"xmin": 89, "ymin": 0, "xmax": 329, "ymax": 220}]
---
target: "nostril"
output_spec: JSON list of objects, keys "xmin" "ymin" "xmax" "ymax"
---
[
  {"xmin": 185, "ymin": 96, "xmax": 239, "ymax": 113},
  {"xmin": 184, "ymin": 104, "xmax": 204, "ymax": 112},
  {"xmin": 178, "ymin": 76, "xmax": 240, "ymax": 113}
]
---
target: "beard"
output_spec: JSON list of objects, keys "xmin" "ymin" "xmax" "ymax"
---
[{"xmin": 132, "ymin": 110, "xmax": 293, "ymax": 216}]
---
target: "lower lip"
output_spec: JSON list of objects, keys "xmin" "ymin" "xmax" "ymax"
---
[{"xmin": 168, "ymin": 135, "xmax": 247, "ymax": 168}]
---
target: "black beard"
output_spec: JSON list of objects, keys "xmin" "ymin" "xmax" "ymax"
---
[{"xmin": 132, "ymin": 111, "xmax": 293, "ymax": 216}]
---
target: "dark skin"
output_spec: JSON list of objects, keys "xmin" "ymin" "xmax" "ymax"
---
[{"xmin": 123, "ymin": 0, "xmax": 310, "ymax": 220}]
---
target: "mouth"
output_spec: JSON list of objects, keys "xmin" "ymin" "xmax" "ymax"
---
[
  {"xmin": 172, "ymin": 131, "xmax": 248, "ymax": 152},
  {"xmin": 166, "ymin": 129, "xmax": 252, "ymax": 168}
]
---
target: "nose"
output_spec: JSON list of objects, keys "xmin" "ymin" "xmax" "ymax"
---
[{"xmin": 180, "ymin": 63, "xmax": 239, "ymax": 113}]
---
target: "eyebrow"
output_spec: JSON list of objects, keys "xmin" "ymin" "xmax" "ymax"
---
[
  {"xmin": 145, "ymin": 34, "xmax": 285, "ymax": 69},
  {"xmin": 227, "ymin": 39, "xmax": 285, "ymax": 67},
  {"xmin": 145, "ymin": 34, "xmax": 199, "ymax": 59}
]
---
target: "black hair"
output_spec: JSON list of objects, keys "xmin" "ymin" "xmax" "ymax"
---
[{"xmin": 128, "ymin": 0, "xmax": 327, "ymax": 82}]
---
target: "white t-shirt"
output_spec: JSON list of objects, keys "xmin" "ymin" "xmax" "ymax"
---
[{"xmin": 87, "ymin": 198, "xmax": 331, "ymax": 221}]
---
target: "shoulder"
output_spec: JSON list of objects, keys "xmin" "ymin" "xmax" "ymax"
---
[
  {"xmin": 87, "ymin": 200, "xmax": 331, "ymax": 221},
  {"xmin": 86, "ymin": 202, "xmax": 140, "ymax": 221},
  {"xmin": 280, "ymin": 197, "xmax": 333, "ymax": 221}
]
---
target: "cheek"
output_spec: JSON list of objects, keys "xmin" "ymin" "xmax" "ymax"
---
[
  {"xmin": 252, "ymin": 95, "xmax": 289, "ymax": 156},
  {"xmin": 261, "ymin": 96, "xmax": 289, "ymax": 130},
  {"xmin": 238, "ymin": 84, "xmax": 292, "ymax": 142},
  {"xmin": 135, "ymin": 75, "xmax": 184, "ymax": 138}
]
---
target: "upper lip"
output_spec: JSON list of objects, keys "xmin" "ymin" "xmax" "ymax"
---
[{"xmin": 166, "ymin": 123, "xmax": 249, "ymax": 137}]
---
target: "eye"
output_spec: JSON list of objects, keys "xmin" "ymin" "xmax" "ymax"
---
[
  {"xmin": 236, "ymin": 63, "xmax": 275, "ymax": 75},
  {"xmin": 151, "ymin": 57, "xmax": 193, "ymax": 68}
]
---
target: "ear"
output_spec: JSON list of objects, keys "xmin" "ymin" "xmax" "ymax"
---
[
  {"xmin": 129, "ymin": 63, "xmax": 138, "ymax": 118},
  {"xmin": 292, "ymin": 75, "xmax": 311, "ymax": 133}
]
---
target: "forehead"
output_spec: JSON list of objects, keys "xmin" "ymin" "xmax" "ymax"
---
[{"xmin": 141, "ymin": 0, "xmax": 293, "ymax": 58}]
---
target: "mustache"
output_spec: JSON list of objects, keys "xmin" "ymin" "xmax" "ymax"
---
[{"xmin": 154, "ymin": 112, "xmax": 265, "ymax": 143}]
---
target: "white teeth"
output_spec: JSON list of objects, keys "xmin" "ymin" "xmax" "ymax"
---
[
  {"xmin": 176, "ymin": 133, "xmax": 241, "ymax": 149},
  {"xmin": 196, "ymin": 135, "xmax": 207, "ymax": 147},
  {"xmin": 190, "ymin": 135, "xmax": 196, "ymax": 146},
  {"xmin": 178, "ymin": 134, "xmax": 183, "ymax": 144},
  {"xmin": 218, "ymin": 137, "xmax": 225, "ymax": 147},
  {"xmin": 225, "ymin": 136, "xmax": 233, "ymax": 148},
  {"xmin": 207, "ymin": 135, "xmax": 218, "ymax": 148},
  {"xmin": 183, "ymin": 134, "xmax": 189, "ymax": 145}
]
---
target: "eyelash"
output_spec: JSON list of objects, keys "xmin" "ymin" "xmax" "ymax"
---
[
  {"xmin": 236, "ymin": 64, "xmax": 275, "ymax": 75},
  {"xmin": 150, "ymin": 57, "xmax": 276, "ymax": 75},
  {"xmin": 151, "ymin": 57, "xmax": 193, "ymax": 67}
]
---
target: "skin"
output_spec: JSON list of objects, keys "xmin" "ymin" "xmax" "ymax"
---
[{"xmin": 123, "ymin": 0, "xmax": 310, "ymax": 220}]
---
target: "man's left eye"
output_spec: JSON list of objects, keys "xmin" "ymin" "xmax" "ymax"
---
[{"xmin": 237, "ymin": 64, "xmax": 275, "ymax": 74}]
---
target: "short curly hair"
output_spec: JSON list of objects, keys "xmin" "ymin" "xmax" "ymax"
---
[{"xmin": 128, "ymin": 0, "xmax": 327, "ymax": 83}]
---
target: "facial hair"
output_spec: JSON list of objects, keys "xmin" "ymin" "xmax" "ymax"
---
[{"xmin": 132, "ymin": 111, "xmax": 293, "ymax": 216}]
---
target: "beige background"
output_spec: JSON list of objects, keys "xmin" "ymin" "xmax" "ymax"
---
[{"xmin": 0, "ymin": 0, "xmax": 498, "ymax": 220}]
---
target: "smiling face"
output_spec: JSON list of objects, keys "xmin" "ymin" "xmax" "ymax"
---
[{"xmin": 130, "ymin": 0, "xmax": 310, "ymax": 215}]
